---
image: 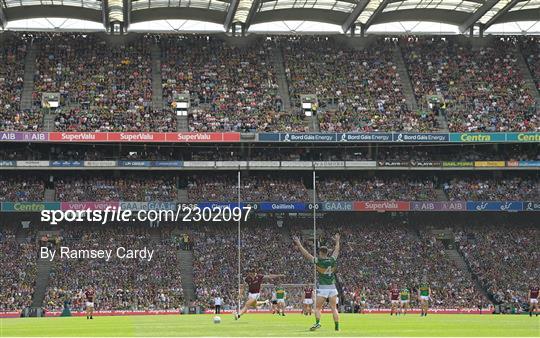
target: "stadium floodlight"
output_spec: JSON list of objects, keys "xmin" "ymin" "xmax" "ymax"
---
[
  {"xmin": 173, "ymin": 93, "xmax": 190, "ymax": 117},
  {"xmin": 301, "ymin": 94, "xmax": 318, "ymax": 117},
  {"xmin": 42, "ymin": 93, "xmax": 60, "ymax": 108}
]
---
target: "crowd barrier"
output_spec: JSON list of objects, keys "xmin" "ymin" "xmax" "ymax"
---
[
  {"xmin": 1, "ymin": 160, "xmax": 538, "ymax": 168},
  {"xmin": 0, "ymin": 131, "xmax": 539, "ymax": 143},
  {"xmin": 1, "ymin": 201, "xmax": 538, "ymax": 212}
]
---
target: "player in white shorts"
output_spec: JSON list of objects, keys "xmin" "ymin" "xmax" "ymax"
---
[
  {"xmin": 294, "ymin": 234, "xmax": 341, "ymax": 331},
  {"xmin": 84, "ymin": 287, "xmax": 95, "ymax": 320},
  {"xmin": 235, "ymin": 269, "xmax": 284, "ymax": 320},
  {"xmin": 302, "ymin": 286, "xmax": 314, "ymax": 315},
  {"xmin": 528, "ymin": 286, "xmax": 539, "ymax": 317}
]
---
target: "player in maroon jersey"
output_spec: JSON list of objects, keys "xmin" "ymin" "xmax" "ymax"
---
[
  {"xmin": 528, "ymin": 285, "xmax": 539, "ymax": 317},
  {"xmin": 302, "ymin": 286, "xmax": 314, "ymax": 315},
  {"xmin": 234, "ymin": 269, "xmax": 284, "ymax": 320},
  {"xmin": 84, "ymin": 287, "xmax": 95, "ymax": 319},
  {"xmin": 388, "ymin": 284, "xmax": 400, "ymax": 316}
]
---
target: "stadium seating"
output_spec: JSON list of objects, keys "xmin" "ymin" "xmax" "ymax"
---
[
  {"xmin": 0, "ymin": 35, "xmax": 538, "ymax": 133},
  {"xmin": 402, "ymin": 37, "xmax": 538, "ymax": 132},
  {"xmin": 192, "ymin": 223, "xmax": 488, "ymax": 309},
  {"xmin": 0, "ymin": 175, "xmax": 536, "ymax": 203},
  {"xmin": 33, "ymin": 34, "xmax": 170, "ymax": 132},
  {"xmin": 55, "ymin": 176, "xmax": 177, "ymax": 201},
  {"xmin": 521, "ymin": 37, "xmax": 540, "ymax": 92},
  {"xmin": 0, "ymin": 177, "xmax": 45, "ymax": 202},
  {"xmin": 161, "ymin": 37, "xmax": 301, "ymax": 132},
  {"xmin": 0, "ymin": 229, "xmax": 36, "ymax": 311},
  {"xmin": 0, "ymin": 35, "xmax": 42, "ymax": 132},
  {"xmin": 317, "ymin": 177, "xmax": 438, "ymax": 201},
  {"xmin": 456, "ymin": 226, "xmax": 539, "ymax": 305},
  {"xmin": 282, "ymin": 37, "xmax": 438, "ymax": 132},
  {"xmin": 44, "ymin": 227, "xmax": 184, "ymax": 311},
  {"xmin": 443, "ymin": 178, "xmax": 539, "ymax": 201},
  {"xmin": 187, "ymin": 175, "xmax": 309, "ymax": 202}
]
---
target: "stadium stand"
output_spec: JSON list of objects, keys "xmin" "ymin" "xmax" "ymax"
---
[
  {"xmin": 32, "ymin": 34, "xmax": 173, "ymax": 132},
  {"xmin": 192, "ymin": 223, "xmax": 489, "ymax": 310},
  {"xmin": 402, "ymin": 37, "xmax": 538, "ymax": 132},
  {"xmin": 456, "ymin": 225, "xmax": 539, "ymax": 305},
  {"xmin": 0, "ymin": 35, "xmax": 538, "ymax": 133},
  {"xmin": 521, "ymin": 37, "xmax": 540, "ymax": 92},
  {"xmin": 283, "ymin": 37, "xmax": 438, "ymax": 132},
  {"xmin": 0, "ymin": 228, "xmax": 36, "ymax": 311},
  {"xmin": 44, "ymin": 226, "xmax": 184, "ymax": 311},
  {"xmin": 55, "ymin": 176, "xmax": 177, "ymax": 202},
  {"xmin": 0, "ymin": 35, "xmax": 42, "ymax": 132},
  {"xmin": 0, "ymin": 176, "xmax": 45, "ymax": 202},
  {"xmin": 443, "ymin": 178, "xmax": 539, "ymax": 201},
  {"xmin": 161, "ymin": 36, "xmax": 298, "ymax": 132},
  {"xmin": 187, "ymin": 175, "xmax": 309, "ymax": 202}
]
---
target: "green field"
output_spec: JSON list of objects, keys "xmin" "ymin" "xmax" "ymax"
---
[{"xmin": 1, "ymin": 314, "xmax": 539, "ymax": 337}]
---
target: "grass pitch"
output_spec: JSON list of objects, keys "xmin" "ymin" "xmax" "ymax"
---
[{"xmin": 1, "ymin": 313, "xmax": 539, "ymax": 337}]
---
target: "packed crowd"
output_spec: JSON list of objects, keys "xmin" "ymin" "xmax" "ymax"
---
[
  {"xmin": 0, "ymin": 228, "xmax": 36, "ymax": 311},
  {"xmin": 32, "ymin": 34, "xmax": 171, "ymax": 132},
  {"xmin": 521, "ymin": 37, "xmax": 540, "ymax": 92},
  {"xmin": 44, "ymin": 227, "xmax": 184, "ymax": 311},
  {"xmin": 337, "ymin": 224, "xmax": 487, "ymax": 308},
  {"xmin": 0, "ymin": 174, "xmax": 536, "ymax": 202},
  {"xmin": 192, "ymin": 224, "xmax": 312, "ymax": 309},
  {"xmin": 443, "ymin": 178, "xmax": 539, "ymax": 201},
  {"xmin": 0, "ymin": 34, "xmax": 538, "ymax": 133},
  {"xmin": 284, "ymin": 37, "xmax": 438, "ymax": 132},
  {"xmin": 403, "ymin": 37, "xmax": 538, "ymax": 132},
  {"xmin": 53, "ymin": 107, "xmax": 176, "ymax": 132},
  {"xmin": 187, "ymin": 175, "xmax": 309, "ymax": 202},
  {"xmin": 316, "ymin": 177, "xmax": 439, "ymax": 201},
  {"xmin": 0, "ymin": 35, "xmax": 43, "ymax": 132},
  {"xmin": 456, "ymin": 226, "xmax": 539, "ymax": 305},
  {"xmin": 192, "ymin": 223, "xmax": 488, "ymax": 309},
  {"xmin": 55, "ymin": 176, "xmax": 177, "ymax": 202},
  {"xmin": 161, "ymin": 36, "xmax": 303, "ymax": 132},
  {"xmin": 0, "ymin": 177, "xmax": 45, "ymax": 202}
]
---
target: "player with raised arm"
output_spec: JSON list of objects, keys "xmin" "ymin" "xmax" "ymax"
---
[
  {"xmin": 293, "ymin": 234, "xmax": 340, "ymax": 332},
  {"xmin": 418, "ymin": 281, "xmax": 431, "ymax": 316},
  {"xmin": 234, "ymin": 269, "xmax": 284, "ymax": 320},
  {"xmin": 84, "ymin": 287, "xmax": 95, "ymax": 320},
  {"xmin": 302, "ymin": 286, "xmax": 314, "ymax": 316},
  {"xmin": 528, "ymin": 285, "xmax": 539, "ymax": 317}
]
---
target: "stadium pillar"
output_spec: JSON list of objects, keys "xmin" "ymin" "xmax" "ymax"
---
[
  {"xmin": 102, "ymin": 0, "xmax": 127, "ymax": 34},
  {"xmin": 479, "ymin": 24, "xmax": 485, "ymax": 38},
  {"xmin": 349, "ymin": 24, "xmax": 356, "ymax": 37},
  {"xmin": 236, "ymin": 170, "xmax": 242, "ymax": 316},
  {"xmin": 0, "ymin": 5, "xmax": 6, "ymax": 29},
  {"xmin": 231, "ymin": 22, "xmax": 246, "ymax": 37}
]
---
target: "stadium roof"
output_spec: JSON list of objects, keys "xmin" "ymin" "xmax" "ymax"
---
[{"xmin": 0, "ymin": 0, "xmax": 538, "ymax": 34}]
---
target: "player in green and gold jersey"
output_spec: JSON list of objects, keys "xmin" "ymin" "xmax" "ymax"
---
[
  {"xmin": 293, "ymin": 234, "xmax": 340, "ymax": 332},
  {"xmin": 418, "ymin": 282, "xmax": 431, "ymax": 316},
  {"xmin": 275, "ymin": 283, "xmax": 286, "ymax": 316},
  {"xmin": 399, "ymin": 288, "xmax": 410, "ymax": 315}
]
